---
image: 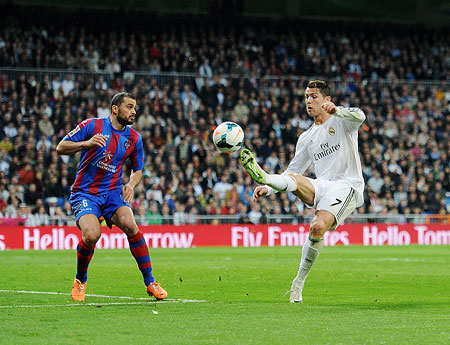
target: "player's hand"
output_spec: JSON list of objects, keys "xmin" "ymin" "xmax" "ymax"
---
[
  {"xmin": 122, "ymin": 184, "xmax": 134, "ymax": 204},
  {"xmin": 253, "ymin": 186, "xmax": 268, "ymax": 202},
  {"xmin": 322, "ymin": 101, "xmax": 338, "ymax": 114},
  {"xmin": 86, "ymin": 134, "xmax": 108, "ymax": 148}
]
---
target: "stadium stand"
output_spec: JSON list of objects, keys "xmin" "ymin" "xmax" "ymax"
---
[{"xmin": 0, "ymin": 6, "xmax": 448, "ymax": 225}]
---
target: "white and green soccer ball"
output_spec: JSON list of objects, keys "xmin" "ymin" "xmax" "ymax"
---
[{"xmin": 212, "ymin": 122, "xmax": 245, "ymax": 154}]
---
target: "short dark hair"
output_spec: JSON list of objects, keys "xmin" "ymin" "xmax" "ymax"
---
[
  {"xmin": 110, "ymin": 92, "xmax": 136, "ymax": 110},
  {"xmin": 307, "ymin": 80, "xmax": 331, "ymax": 97}
]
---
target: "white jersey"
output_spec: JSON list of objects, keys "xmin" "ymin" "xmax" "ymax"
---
[{"xmin": 283, "ymin": 106, "xmax": 366, "ymax": 206}]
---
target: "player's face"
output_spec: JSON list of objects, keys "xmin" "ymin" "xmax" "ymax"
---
[
  {"xmin": 304, "ymin": 87, "xmax": 329, "ymax": 116},
  {"xmin": 116, "ymin": 97, "xmax": 137, "ymax": 126}
]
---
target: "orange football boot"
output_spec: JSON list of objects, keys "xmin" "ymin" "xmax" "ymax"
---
[
  {"xmin": 146, "ymin": 282, "xmax": 167, "ymax": 300},
  {"xmin": 71, "ymin": 278, "xmax": 87, "ymax": 301}
]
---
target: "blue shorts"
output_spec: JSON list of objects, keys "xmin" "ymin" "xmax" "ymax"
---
[{"xmin": 69, "ymin": 189, "xmax": 131, "ymax": 227}]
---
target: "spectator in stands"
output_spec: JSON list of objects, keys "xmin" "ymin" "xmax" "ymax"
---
[
  {"xmin": 233, "ymin": 99, "xmax": 250, "ymax": 124},
  {"xmin": 5, "ymin": 197, "xmax": 19, "ymax": 218},
  {"xmin": 147, "ymin": 201, "xmax": 163, "ymax": 225},
  {"xmin": 213, "ymin": 174, "xmax": 233, "ymax": 200},
  {"xmin": 248, "ymin": 203, "xmax": 262, "ymax": 224},
  {"xmin": 4, "ymin": 121, "xmax": 18, "ymax": 138},
  {"xmin": 146, "ymin": 183, "xmax": 164, "ymax": 206},
  {"xmin": 32, "ymin": 205, "xmax": 50, "ymax": 226},
  {"xmin": 173, "ymin": 201, "xmax": 187, "ymax": 225},
  {"xmin": 135, "ymin": 204, "xmax": 149, "ymax": 226},
  {"xmin": 0, "ymin": 150, "xmax": 10, "ymax": 176},
  {"xmin": 96, "ymin": 100, "xmax": 109, "ymax": 118},
  {"xmin": 18, "ymin": 163, "xmax": 35, "ymax": 185},
  {"xmin": 136, "ymin": 104, "xmax": 157, "ymax": 130},
  {"xmin": 24, "ymin": 183, "xmax": 40, "ymax": 205},
  {"xmin": 62, "ymin": 74, "xmax": 74, "ymax": 96},
  {"xmin": 38, "ymin": 114, "xmax": 55, "ymax": 137}
]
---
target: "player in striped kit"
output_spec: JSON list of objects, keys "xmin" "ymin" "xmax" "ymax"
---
[
  {"xmin": 241, "ymin": 80, "xmax": 365, "ymax": 303},
  {"xmin": 56, "ymin": 92, "xmax": 167, "ymax": 301}
]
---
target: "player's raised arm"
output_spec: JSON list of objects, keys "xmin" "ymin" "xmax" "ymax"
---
[
  {"xmin": 322, "ymin": 102, "xmax": 365, "ymax": 123},
  {"xmin": 56, "ymin": 133, "xmax": 108, "ymax": 155}
]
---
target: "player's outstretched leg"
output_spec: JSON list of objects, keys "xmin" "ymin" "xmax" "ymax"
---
[
  {"xmin": 240, "ymin": 149, "xmax": 266, "ymax": 184},
  {"xmin": 241, "ymin": 149, "xmax": 297, "ymax": 192}
]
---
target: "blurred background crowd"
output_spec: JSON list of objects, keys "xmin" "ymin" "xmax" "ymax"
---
[{"xmin": 0, "ymin": 5, "xmax": 449, "ymax": 226}]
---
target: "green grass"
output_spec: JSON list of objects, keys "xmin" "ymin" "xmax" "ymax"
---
[{"xmin": 1, "ymin": 246, "xmax": 450, "ymax": 344}]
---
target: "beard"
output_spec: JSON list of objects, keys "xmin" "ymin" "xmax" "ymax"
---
[{"xmin": 117, "ymin": 110, "xmax": 134, "ymax": 126}]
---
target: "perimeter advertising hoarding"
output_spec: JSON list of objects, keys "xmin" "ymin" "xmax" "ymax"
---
[{"xmin": 0, "ymin": 224, "xmax": 449, "ymax": 250}]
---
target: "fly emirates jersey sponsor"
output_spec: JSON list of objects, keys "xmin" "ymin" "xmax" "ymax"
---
[{"xmin": 285, "ymin": 107, "xmax": 365, "ymax": 206}]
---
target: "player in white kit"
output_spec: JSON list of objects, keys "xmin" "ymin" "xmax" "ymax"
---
[{"xmin": 240, "ymin": 80, "xmax": 365, "ymax": 303}]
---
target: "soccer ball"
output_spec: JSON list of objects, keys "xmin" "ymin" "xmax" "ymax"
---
[{"xmin": 212, "ymin": 122, "xmax": 244, "ymax": 153}]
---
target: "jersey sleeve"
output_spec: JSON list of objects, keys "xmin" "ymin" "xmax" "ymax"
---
[
  {"xmin": 265, "ymin": 136, "xmax": 311, "ymax": 196},
  {"xmin": 333, "ymin": 106, "xmax": 366, "ymax": 131},
  {"xmin": 130, "ymin": 134, "xmax": 145, "ymax": 172},
  {"xmin": 284, "ymin": 135, "xmax": 312, "ymax": 176},
  {"xmin": 63, "ymin": 119, "xmax": 95, "ymax": 142}
]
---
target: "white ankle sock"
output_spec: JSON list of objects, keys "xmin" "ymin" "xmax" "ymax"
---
[
  {"xmin": 296, "ymin": 236, "xmax": 324, "ymax": 283},
  {"xmin": 265, "ymin": 174, "xmax": 297, "ymax": 192}
]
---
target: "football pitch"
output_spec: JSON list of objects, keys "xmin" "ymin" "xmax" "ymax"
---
[{"xmin": 1, "ymin": 245, "xmax": 449, "ymax": 344}]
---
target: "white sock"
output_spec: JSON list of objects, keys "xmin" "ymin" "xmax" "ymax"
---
[
  {"xmin": 265, "ymin": 174, "xmax": 297, "ymax": 192},
  {"xmin": 294, "ymin": 236, "xmax": 324, "ymax": 285}
]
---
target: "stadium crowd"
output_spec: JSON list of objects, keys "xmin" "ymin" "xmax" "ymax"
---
[
  {"xmin": 0, "ymin": 6, "xmax": 449, "ymax": 225},
  {"xmin": 1, "ymin": 5, "xmax": 449, "ymax": 80}
]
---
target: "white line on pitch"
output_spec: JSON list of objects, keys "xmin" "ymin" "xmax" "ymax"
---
[
  {"xmin": 0, "ymin": 302, "xmax": 158, "ymax": 308},
  {"xmin": 0, "ymin": 290, "xmax": 206, "ymax": 303}
]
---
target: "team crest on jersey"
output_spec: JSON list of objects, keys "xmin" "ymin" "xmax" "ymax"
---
[
  {"xmin": 329, "ymin": 126, "xmax": 336, "ymax": 136},
  {"xmin": 68, "ymin": 126, "xmax": 80, "ymax": 137},
  {"xmin": 124, "ymin": 140, "xmax": 131, "ymax": 149}
]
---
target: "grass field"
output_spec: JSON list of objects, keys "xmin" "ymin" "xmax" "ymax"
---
[{"xmin": 1, "ymin": 245, "xmax": 449, "ymax": 344}]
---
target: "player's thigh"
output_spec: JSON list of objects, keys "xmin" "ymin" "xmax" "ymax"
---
[
  {"xmin": 70, "ymin": 193, "xmax": 102, "ymax": 244},
  {"xmin": 110, "ymin": 206, "xmax": 139, "ymax": 237},
  {"xmin": 70, "ymin": 193, "xmax": 103, "ymax": 220},
  {"xmin": 288, "ymin": 173, "xmax": 315, "ymax": 207},
  {"xmin": 102, "ymin": 189, "xmax": 130, "ymax": 224},
  {"xmin": 78, "ymin": 214, "xmax": 102, "ymax": 244},
  {"xmin": 316, "ymin": 184, "xmax": 357, "ymax": 231}
]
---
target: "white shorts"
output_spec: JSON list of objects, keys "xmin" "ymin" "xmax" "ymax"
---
[{"xmin": 305, "ymin": 178, "xmax": 357, "ymax": 230}]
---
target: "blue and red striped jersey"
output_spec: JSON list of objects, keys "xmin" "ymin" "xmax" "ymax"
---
[{"xmin": 64, "ymin": 117, "xmax": 145, "ymax": 195}]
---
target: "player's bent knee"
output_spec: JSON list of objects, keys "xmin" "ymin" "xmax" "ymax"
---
[
  {"xmin": 286, "ymin": 173, "xmax": 301, "ymax": 187},
  {"xmin": 83, "ymin": 231, "xmax": 101, "ymax": 246},
  {"xmin": 310, "ymin": 218, "xmax": 329, "ymax": 237},
  {"xmin": 288, "ymin": 173, "xmax": 315, "ymax": 207},
  {"xmin": 119, "ymin": 220, "xmax": 138, "ymax": 236}
]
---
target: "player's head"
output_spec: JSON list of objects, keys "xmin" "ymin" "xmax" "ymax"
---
[
  {"xmin": 110, "ymin": 92, "xmax": 137, "ymax": 126},
  {"xmin": 304, "ymin": 80, "xmax": 331, "ymax": 116},
  {"xmin": 306, "ymin": 80, "xmax": 331, "ymax": 97}
]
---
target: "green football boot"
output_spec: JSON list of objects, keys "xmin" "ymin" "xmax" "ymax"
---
[{"xmin": 240, "ymin": 149, "xmax": 266, "ymax": 184}]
